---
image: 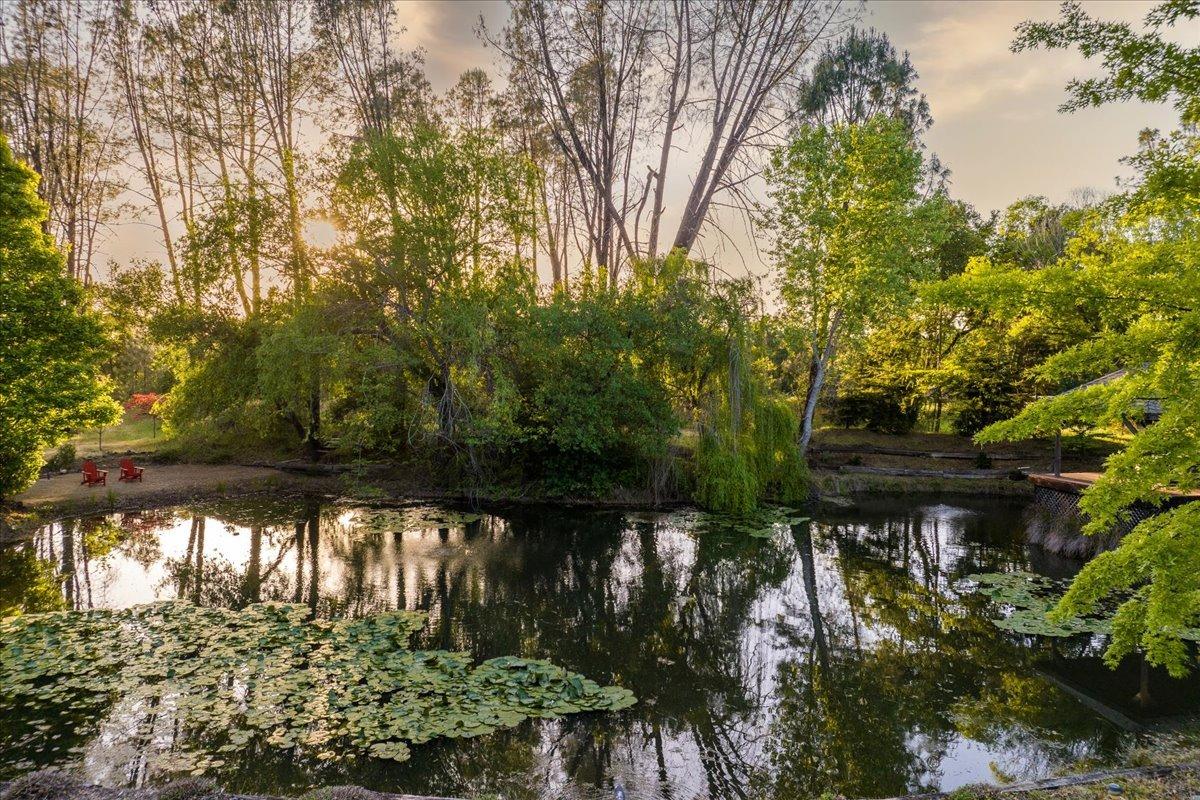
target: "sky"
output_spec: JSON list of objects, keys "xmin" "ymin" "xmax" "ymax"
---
[
  {"xmin": 101, "ymin": 0, "xmax": 1197, "ymax": 280},
  {"xmin": 397, "ymin": 0, "xmax": 1189, "ymax": 213}
]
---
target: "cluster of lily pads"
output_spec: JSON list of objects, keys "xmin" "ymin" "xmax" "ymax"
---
[
  {"xmin": 664, "ymin": 505, "xmax": 811, "ymax": 539},
  {"xmin": 965, "ymin": 571, "xmax": 1200, "ymax": 640},
  {"xmin": 0, "ymin": 601, "xmax": 635, "ymax": 775},
  {"xmin": 354, "ymin": 505, "xmax": 486, "ymax": 532}
]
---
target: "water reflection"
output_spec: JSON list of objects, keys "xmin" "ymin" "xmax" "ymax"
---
[{"xmin": 0, "ymin": 496, "xmax": 1175, "ymax": 798}]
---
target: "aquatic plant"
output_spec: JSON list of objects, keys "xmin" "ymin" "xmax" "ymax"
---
[
  {"xmin": 0, "ymin": 601, "xmax": 635, "ymax": 776},
  {"xmin": 670, "ymin": 504, "xmax": 811, "ymax": 539},
  {"xmin": 965, "ymin": 572, "xmax": 1200, "ymax": 641},
  {"xmin": 355, "ymin": 506, "xmax": 485, "ymax": 531}
]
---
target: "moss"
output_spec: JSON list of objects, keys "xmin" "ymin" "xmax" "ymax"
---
[
  {"xmin": 158, "ymin": 779, "xmax": 218, "ymax": 800},
  {"xmin": 0, "ymin": 771, "xmax": 80, "ymax": 800},
  {"xmin": 300, "ymin": 789, "xmax": 377, "ymax": 800}
]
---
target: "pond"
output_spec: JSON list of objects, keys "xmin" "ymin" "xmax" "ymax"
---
[{"xmin": 0, "ymin": 496, "xmax": 1193, "ymax": 799}]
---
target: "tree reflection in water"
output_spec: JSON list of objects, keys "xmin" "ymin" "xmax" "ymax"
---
[{"xmin": 0, "ymin": 496, "xmax": 1160, "ymax": 798}]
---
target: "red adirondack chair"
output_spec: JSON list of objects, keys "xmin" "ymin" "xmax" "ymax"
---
[
  {"xmin": 81, "ymin": 461, "xmax": 107, "ymax": 486},
  {"xmin": 118, "ymin": 458, "xmax": 144, "ymax": 482}
]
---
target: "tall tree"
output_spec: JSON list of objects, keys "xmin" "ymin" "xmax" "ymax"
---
[
  {"xmin": 971, "ymin": 0, "xmax": 1200, "ymax": 676},
  {"xmin": 0, "ymin": 0, "xmax": 125, "ymax": 284},
  {"xmin": 793, "ymin": 26, "xmax": 931, "ymax": 134},
  {"xmin": 0, "ymin": 132, "xmax": 120, "ymax": 498},
  {"xmin": 496, "ymin": 0, "xmax": 842, "ymax": 282},
  {"xmin": 237, "ymin": 0, "xmax": 324, "ymax": 303},
  {"xmin": 765, "ymin": 117, "xmax": 933, "ymax": 454}
]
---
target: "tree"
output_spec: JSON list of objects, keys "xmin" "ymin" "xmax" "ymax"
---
[
  {"xmin": 0, "ymin": 0, "xmax": 125, "ymax": 284},
  {"xmin": 496, "ymin": 0, "xmax": 843, "ymax": 280},
  {"xmin": 969, "ymin": 0, "xmax": 1200, "ymax": 676},
  {"xmin": 793, "ymin": 26, "xmax": 932, "ymax": 136},
  {"xmin": 0, "ymin": 131, "xmax": 119, "ymax": 499},
  {"xmin": 1013, "ymin": 0, "xmax": 1200, "ymax": 125},
  {"xmin": 765, "ymin": 117, "xmax": 933, "ymax": 453}
]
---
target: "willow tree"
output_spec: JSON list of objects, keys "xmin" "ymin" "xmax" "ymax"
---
[{"xmin": 0, "ymin": 132, "xmax": 119, "ymax": 498}]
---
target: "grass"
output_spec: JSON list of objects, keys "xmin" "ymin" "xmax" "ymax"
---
[
  {"xmin": 945, "ymin": 770, "xmax": 1200, "ymax": 799},
  {"xmin": 942, "ymin": 732, "xmax": 1200, "ymax": 800},
  {"xmin": 812, "ymin": 469, "xmax": 1033, "ymax": 498},
  {"xmin": 55, "ymin": 412, "xmax": 161, "ymax": 459}
]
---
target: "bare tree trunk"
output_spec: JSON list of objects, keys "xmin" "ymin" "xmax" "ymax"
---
[{"xmin": 799, "ymin": 310, "xmax": 841, "ymax": 455}]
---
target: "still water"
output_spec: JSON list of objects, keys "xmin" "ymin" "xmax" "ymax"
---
[{"xmin": 0, "ymin": 496, "xmax": 1188, "ymax": 798}]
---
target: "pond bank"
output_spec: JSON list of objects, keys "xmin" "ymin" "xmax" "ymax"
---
[
  {"xmin": 3, "ymin": 459, "xmax": 1043, "ymax": 543},
  {"xmin": 4, "ymin": 764, "xmax": 1197, "ymax": 800},
  {"xmin": 0, "ymin": 773, "xmax": 460, "ymax": 800},
  {"xmin": 2, "ymin": 465, "xmax": 338, "ymax": 541},
  {"xmin": 890, "ymin": 763, "xmax": 1200, "ymax": 799}
]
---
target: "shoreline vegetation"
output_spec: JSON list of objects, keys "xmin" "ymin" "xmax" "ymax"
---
[
  {"xmin": 3, "ymin": 761, "xmax": 1199, "ymax": 800},
  {"xmin": 5, "ymin": 423, "xmax": 1090, "ymax": 539},
  {"xmin": 3, "ymin": 424, "xmax": 1111, "ymax": 540}
]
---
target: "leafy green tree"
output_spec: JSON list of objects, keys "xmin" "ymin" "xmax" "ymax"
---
[
  {"xmin": 920, "ymin": 195, "xmax": 1097, "ymax": 435},
  {"xmin": 96, "ymin": 259, "xmax": 172, "ymax": 397},
  {"xmin": 968, "ymin": 0, "xmax": 1200, "ymax": 675},
  {"xmin": 1013, "ymin": 0, "xmax": 1200, "ymax": 125},
  {"xmin": 794, "ymin": 26, "xmax": 932, "ymax": 136},
  {"xmin": 829, "ymin": 196, "xmax": 992, "ymax": 434},
  {"xmin": 0, "ymin": 132, "xmax": 120, "ymax": 498},
  {"xmin": 765, "ymin": 117, "xmax": 934, "ymax": 453}
]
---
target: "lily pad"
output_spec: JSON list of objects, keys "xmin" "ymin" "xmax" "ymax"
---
[{"xmin": 0, "ymin": 601, "xmax": 635, "ymax": 778}]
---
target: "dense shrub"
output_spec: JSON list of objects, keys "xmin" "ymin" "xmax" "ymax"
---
[
  {"xmin": 45, "ymin": 443, "xmax": 76, "ymax": 472},
  {"xmin": 831, "ymin": 390, "xmax": 919, "ymax": 434}
]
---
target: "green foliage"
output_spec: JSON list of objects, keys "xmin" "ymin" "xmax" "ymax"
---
[
  {"xmin": 1013, "ymin": 0, "xmax": 1200, "ymax": 125},
  {"xmin": 0, "ymin": 132, "xmax": 121, "ymax": 499},
  {"xmin": 963, "ymin": 8, "xmax": 1200, "ymax": 674},
  {"xmin": 0, "ymin": 602, "xmax": 635, "ymax": 775},
  {"xmin": 794, "ymin": 26, "xmax": 932, "ymax": 135},
  {"xmin": 45, "ymin": 443, "xmax": 76, "ymax": 472},
  {"xmin": 968, "ymin": 570, "xmax": 1200, "ymax": 665},
  {"xmin": 694, "ymin": 434, "xmax": 760, "ymax": 516},
  {"xmin": 155, "ymin": 318, "xmax": 288, "ymax": 456},
  {"xmin": 95, "ymin": 260, "xmax": 172, "ymax": 397},
  {"xmin": 766, "ymin": 116, "xmax": 950, "ymax": 450},
  {"xmin": 515, "ymin": 287, "xmax": 679, "ymax": 495},
  {"xmin": 768, "ymin": 117, "xmax": 929, "ymax": 343},
  {"xmin": 694, "ymin": 393, "xmax": 811, "ymax": 514}
]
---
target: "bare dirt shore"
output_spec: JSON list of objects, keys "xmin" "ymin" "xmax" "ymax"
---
[
  {"xmin": 2, "ymin": 463, "xmax": 340, "ymax": 540},
  {"xmin": 17, "ymin": 464, "xmax": 291, "ymax": 508}
]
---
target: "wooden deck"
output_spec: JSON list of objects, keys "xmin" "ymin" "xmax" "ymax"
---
[{"xmin": 1029, "ymin": 471, "xmax": 1200, "ymax": 498}]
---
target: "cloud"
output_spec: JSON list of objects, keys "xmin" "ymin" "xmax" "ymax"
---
[{"xmin": 390, "ymin": 0, "xmax": 506, "ymax": 91}]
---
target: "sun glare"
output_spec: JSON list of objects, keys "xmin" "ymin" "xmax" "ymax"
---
[{"xmin": 302, "ymin": 218, "xmax": 340, "ymax": 250}]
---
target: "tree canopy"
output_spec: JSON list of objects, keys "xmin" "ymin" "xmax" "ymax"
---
[{"xmin": 0, "ymin": 132, "xmax": 119, "ymax": 498}]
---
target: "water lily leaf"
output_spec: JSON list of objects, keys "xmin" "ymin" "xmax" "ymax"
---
[{"xmin": 0, "ymin": 601, "xmax": 636, "ymax": 779}]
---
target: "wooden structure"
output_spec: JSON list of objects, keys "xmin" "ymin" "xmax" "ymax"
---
[
  {"xmin": 1046, "ymin": 367, "xmax": 1162, "ymax": 476},
  {"xmin": 118, "ymin": 458, "xmax": 145, "ymax": 482},
  {"xmin": 80, "ymin": 460, "xmax": 107, "ymax": 486},
  {"xmin": 1025, "ymin": 471, "xmax": 1200, "ymax": 557}
]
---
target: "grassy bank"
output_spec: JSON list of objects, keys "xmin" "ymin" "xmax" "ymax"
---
[
  {"xmin": 54, "ymin": 414, "xmax": 162, "ymax": 459},
  {"xmin": 812, "ymin": 468, "xmax": 1033, "ymax": 499}
]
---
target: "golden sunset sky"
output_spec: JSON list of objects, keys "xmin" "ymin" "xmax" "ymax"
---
[{"xmin": 100, "ymin": 0, "xmax": 1198, "ymax": 282}]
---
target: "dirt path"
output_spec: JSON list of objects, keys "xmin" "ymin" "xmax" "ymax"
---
[{"xmin": 9, "ymin": 464, "xmax": 336, "ymax": 526}]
